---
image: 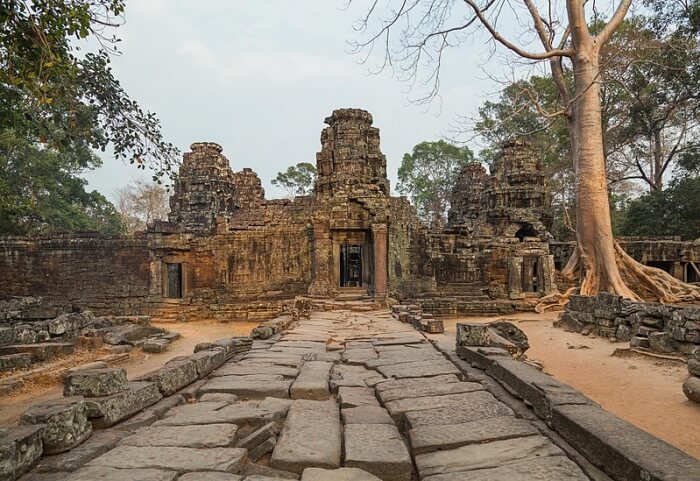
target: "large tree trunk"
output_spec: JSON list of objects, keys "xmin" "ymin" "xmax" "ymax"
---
[{"xmin": 567, "ymin": 46, "xmax": 640, "ymax": 299}]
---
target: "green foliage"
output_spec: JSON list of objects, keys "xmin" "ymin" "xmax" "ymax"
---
[
  {"xmin": 0, "ymin": 0, "xmax": 179, "ymax": 180},
  {"xmin": 271, "ymin": 162, "xmax": 317, "ymax": 197},
  {"xmin": 615, "ymin": 177, "xmax": 700, "ymax": 240},
  {"xmin": 0, "ymin": 128, "xmax": 123, "ymax": 236},
  {"xmin": 397, "ymin": 140, "xmax": 475, "ymax": 221}
]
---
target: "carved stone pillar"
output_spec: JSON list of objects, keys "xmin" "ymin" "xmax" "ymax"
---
[
  {"xmin": 372, "ymin": 224, "xmax": 388, "ymax": 301},
  {"xmin": 508, "ymin": 256, "xmax": 523, "ymax": 299}
]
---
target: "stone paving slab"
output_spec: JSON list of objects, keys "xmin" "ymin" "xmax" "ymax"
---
[
  {"xmin": 178, "ymin": 473, "xmax": 243, "ymax": 481},
  {"xmin": 420, "ymin": 456, "xmax": 590, "ymax": 481},
  {"xmin": 65, "ymin": 467, "xmax": 178, "ymax": 481},
  {"xmin": 301, "ymin": 467, "xmax": 381, "ymax": 480},
  {"xmin": 385, "ymin": 391, "xmax": 494, "ymax": 424},
  {"xmin": 414, "ymin": 436, "xmax": 564, "ymax": 478},
  {"xmin": 404, "ymin": 392, "xmax": 515, "ymax": 429},
  {"xmin": 87, "ymin": 445, "xmax": 247, "ymax": 473},
  {"xmin": 156, "ymin": 400, "xmax": 284, "ymax": 428},
  {"xmin": 120, "ymin": 423, "xmax": 238, "ymax": 448},
  {"xmin": 408, "ymin": 417, "xmax": 538, "ymax": 455},
  {"xmin": 270, "ymin": 400, "xmax": 341, "ymax": 474},
  {"xmin": 341, "ymin": 406, "xmax": 394, "ymax": 424},
  {"xmin": 338, "ymin": 387, "xmax": 379, "ymax": 408},
  {"xmin": 290, "ymin": 361, "xmax": 332, "ymax": 400},
  {"xmin": 378, "ymin": 380, "xmax": 483, "ymax": 403},
  {"xmin": 374, "ymin": 374, "xmax": 461, "ymax": 393},
  {"xmin": 377, "ymin": 359, "xmax": 460, "ymax": 379},
  {"xmin": 344, "ymin": 423, "xmax": 412, "ymax": 481},
  {"xmin": 200, "ymin": 376, "xmax": 292, "ymax": 399}
]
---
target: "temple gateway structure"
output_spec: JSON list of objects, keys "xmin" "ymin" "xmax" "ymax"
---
[{"xmin": 1, "ymin": 108, "xmax": 698, "ymax": 321}]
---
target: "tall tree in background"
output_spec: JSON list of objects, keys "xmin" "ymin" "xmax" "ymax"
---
[
  {"xmin": 351, "ymin": 0, "xmax": 700, "ymax": 302},
  {"xmin": 397, "ymin": 140, "xmax": 475, "ymax": 223},
  {"xmin": 115, "ymin": 181, "xmax": 170, "ymax": 235},
  {"xmin": 272, "ymin": 162, "xmax": 317, "ymax": 197},
  {"xmin": 0, "ymin": 129, "xmax": 123, "ymax": 236},
  {"xmin": 1, "ymin": 0, "xmax": 179, "ymax": 180}
]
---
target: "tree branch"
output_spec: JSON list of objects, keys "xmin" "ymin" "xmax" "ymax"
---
[{"xmin": 595, "ymin": 0, "xmax": 632, "ymax": 47}]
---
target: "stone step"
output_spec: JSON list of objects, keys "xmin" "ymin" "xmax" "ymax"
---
[{"xmin": 270, "ymin": 399, "xmax": 341, "ymax": 474}]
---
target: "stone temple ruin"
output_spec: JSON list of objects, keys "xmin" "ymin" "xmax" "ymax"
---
[
  {"xmin": 2, "ymin": 108, "xmax": 697, "ymax": 322},
  {"xmin": 1, "ymin": 108, "xmax": 700, "ymax": 481}
]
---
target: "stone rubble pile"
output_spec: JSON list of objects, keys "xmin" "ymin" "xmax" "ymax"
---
[
  {"xmin": 557, "ymin": 293, "xmax": 700, "ymax": 356},
  {"xmin": 391, "ymin": 303, "xmax": 444, "ymax": 334}
]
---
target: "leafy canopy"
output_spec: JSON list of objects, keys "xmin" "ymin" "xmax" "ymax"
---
[
  {"xmin": 397, "ymin": 140, "xmax": 475, "ymax": 222},
  {"xmin": 271, "ymin": 162, "xmax": 317, "ymax": 197}
]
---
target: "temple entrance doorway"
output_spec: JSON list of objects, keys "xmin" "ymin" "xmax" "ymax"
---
[{"xmin": 340, "ymin": 244, "xmax": 363, "ymax": 287}]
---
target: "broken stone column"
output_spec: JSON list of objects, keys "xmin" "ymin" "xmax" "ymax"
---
[{"xmin": 20, "ymin": 397, "xmax": 92, "ymax": 454}]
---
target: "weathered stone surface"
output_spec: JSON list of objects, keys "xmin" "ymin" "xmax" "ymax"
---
[
  {"xmin": 199, "ymin": 392, "xmax": 240, "ymax": 403},
  {"xmin": 290, "ymin": 361, "xmax": 332, "ymax": 400},
  {"xmin": 688, "ymin": 359, "xmax": 700, "ymax": 377},
  {"xmin": 409, "ymin": 417, "xmax": 538, "ymax": 455},
  {"xmin": 88, "ymin": 445, "xmax": 247, "ymax": 473},
  {"xmin": 186, "ymin": 349, "xmax": 227, "ymax": 378},
  {"xmin": 178, "ymin": 473, "xmax": 242, "ymax": 481},
  {"xmin": 377, "ymin": 359, "xmax": 460, "ymax": 379},
  {"xmin": 301, "ymin": 467, "xmax": 381, "ymax": 481},
  {"xmin": 248, "ymin": 435, "xmax": 277, "ymax": 462},
  {"xmin": 420, "ymin": 456, "xmax": 589, "ymax": 481},
  {"xmin": 338, "ymin": 387, "xmax": 379, "ymax": 408},
  {"xmin": 142, "ymin": 338, "xmax": 169, "ymax": 353},
  {"xmin": 121, "ymin": 423, "xmax": 238, "ymax": 448},
  {"xmin": 415, "ymin": 436, "xmax": 564, "ymax": 478},
  {"xmin": 552, "ymin": 403, "xmax": 700, "ymax": 481},
  {"xmin": 236, "ymin": 422, "xmax": 277, "ymax": 450},
  {"xmin": 63, "ymin": 368, "xmax": 128, "ymax": 397},
  {"xmin": 386, "ymin": 391, "xmax": 497, "ymax": 424},
  {"xmin": 0, "ymin": 353, "xmax": 32, "ymax": 371},
  {"xmin": 405, "ymin": 392, "xmax": 514, "ymax": 429},
  {"xmin": 212, "ymin": 364, "xmax": 299, "ymax": 378},
  {"xmin": 137, "ymin": 360, "xmax": 198, "ymax": 396},
  {"xmin": 374, "ymin": 374, "xmax": 461, "ymax": 393},
  {"xmin": 342, "ymin": 406, "xmax": 394, "ymax": 425},
  {"xmin": 158, "ymin": 398, "xmax": 287, "ymax": 428},
  {"xmin": 378, "ymin": 381, "xmax": 482, "ymax": 404},
  {"xmin": 0, "ymin": 343, "xmax": 74, "ymax": 362},
  {"xmin": 200, "ymin": 376, "xmax": 292, "ymax": 399},
  {"xmin": 270, "ymin": 400, "xmax": 341, "ymax": 474},
  {"xmin": 34, "ymin": 429, "xmax": 129, "ymax": 473},
  {"xmin": 684, "ymin": 376, "xmax": 700, "ymax": 403},
  {"xmin": 65, "ymin": 467, "xmax": 178, "ymax": 481},
  {"xmin": 344, "ymin": 424, "xmax": 412, "ymax": 481},
  {"xmin": 456, "ymin": 324, "xmax": 491, "ymax": 347},
  {"xmin": 0, "ymin": 426, "xmax": 43, "ymax": 481},
  {"xmin": 85, "ymin": 381, "xmax": 162, "ymax": 428},
  {"xmin": 20, "ymin": 397, "xmax": 92, "ymax": 454},
  {"xmin": 241, "ymin": 464, "xmax": 300, "ymax": 480}
]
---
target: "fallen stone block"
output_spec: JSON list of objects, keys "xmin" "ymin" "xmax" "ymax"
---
[
  {"xmin": 87, "ymin": 445, "xmax": 247, "ymax": 474},
  {"xmin": 20, "ymin": 397, "xmax": 92, "ymax": 454},
  {"xmin": 420, "ymin": 319, "xmax": 444, "ymax": 334},
  {"xmin": 0, "ymin": 353, "xmax": 32, "ymax": 371},
  {"xmin": 121, "ymin": 424, "xmax": 238, "ymax": 448},
  {"xmin": 136, "ymin": 360, "xmax": 197, "ymax": 396},
  {"xmin": 290, "ymin": 361, "xmax": 332, "ymax": 400},
  {"xmin": 456, "ymin": 324, "xmax": 490, "ymax": 347},
  {"xmin": 85, "ymin": 381, "xmax": 162, "ymax": 428},
  {"xmin": 344, "ymin": 423, "xmax": 412, "ymax": 481},
  {"xmin": 64, "ymin": 466, "xmax": 178, "ymax": 481},
  {"xmin": 301, "ymin": 467, "xmax": 381, "ymax": 481},
  {"xmin": 142, "ymin": 338, "xmax": 169, "ymax": 353},
  {"xmin": 63, "ymin": 368, "xmax": 128, "ymax": 397},
  {"xmin": 270, "ymin": 400, "xmax": 341, "ymax": 474},
  {"xmin": 0, "ymin": 425, "xmax": 44, "ymax": 481}
]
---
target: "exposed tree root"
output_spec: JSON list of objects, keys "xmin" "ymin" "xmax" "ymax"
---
[{"xmin": 539, "ymin": 242, "xmax": 700, "ymax": 311}]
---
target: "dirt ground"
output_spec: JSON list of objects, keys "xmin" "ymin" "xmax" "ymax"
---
[
  {"xmin": 441, "ymin": 312, "xmax": 700, "ymax": 458},
  {"xmin": 0, "ymin": 320, "xmax": 257, "ymax": 425}
]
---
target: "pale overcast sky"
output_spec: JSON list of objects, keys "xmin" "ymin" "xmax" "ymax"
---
[{"xmin": 83, "ymin": 0, "xmax": 535, "ymax": 200}]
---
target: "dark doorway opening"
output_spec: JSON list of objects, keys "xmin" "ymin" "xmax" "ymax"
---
[
  {"xmin": 340, "ymin": 244, "xmax": 363, "ymax": 287},
  {"xmin": 522, "ymin": 256, "xmax": 540, "ymax": 293},
  {"xmin": 166, "ymin": 263, "xmax": 183, "ymax": 298},
  {"xmin": 515, "ymin": 223, "xmax": 539, "ymax": 241}
]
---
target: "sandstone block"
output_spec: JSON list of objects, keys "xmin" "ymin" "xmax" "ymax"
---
[
  {"xmin": 0, "ymin": 426, "xmax": 44, "ymax": 481},
  {"xmin": 301, "ymin": 467, "xmax": 381, "ymax": 481},
  {"xmin": 187, "ymin": 349, "xmax": 226, "ymax": 378},
  {"xmin": 178, "ymin": 473, "xmax": 243, "ymax": 481},
  {"xmin": 63, "ymin": 368, "xmax": 128, "ymax": 397},
  {"xmin": 338, "ymin": 387, "xmax": 379, "ymax": 408},
  {"xmin": 688, "ymin": 359, "xmax": 700, "ymax": 377},
  {"xmin": 344, "ymin": 423, "xmax": 412, "ymax": 481},
  {"xmin": 290, "ymin": 361, "xmax": 332, "ymax": 400},
  {"xmin": 88, "ymin": 445, "xmax": 247, "ymax": 473},
  {"xmin": 418, "ymin": 455, "xmax": 590, "ymax": 480},
  {"xmin": 65, "ymin": 466, "xmax": 178, "ymax": 481},
  {"xmin": 200, "ymin": 376, "xmax": 292, "ymax": 399},
  {"xmin": 0, "ymin": 353, "xmax": 32, "ymax": 371},
  {"xmin": 20, "ymin": 397, "xmax": 92, "ymax": 454},
  {"xmin": 85, "ymin": 381, "xmax": 162, "ymax": 428},
  {"xmin": 137, "ymin": 360, "xmax": 197, "ymax": 396},
  {"xmin": 34, "ymin": 429, "xmax": 130, "ymax": 473},
  {"xmin": 121, "ymin": 423, "xmax": 238, "ymax": 448},
  {"xmin": 456, "ymin": 323, "xmax": 490, "ymax": 347},
  {"xmin": 342, "ymin": 406, "xmax": 394, "ymax": 424}
]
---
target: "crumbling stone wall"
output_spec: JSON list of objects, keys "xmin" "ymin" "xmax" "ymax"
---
[{"xmin": 557, "ymin": 293, "xmax": 700, "ymax": 356}]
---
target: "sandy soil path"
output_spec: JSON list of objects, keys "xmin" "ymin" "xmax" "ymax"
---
[
  {"xmin": 441, "ymin": 313, "xmax": 700, "ymax": 458},
  {"xmin": 0, "ymin": 320, "xmax": 257, "ymax": 425}
]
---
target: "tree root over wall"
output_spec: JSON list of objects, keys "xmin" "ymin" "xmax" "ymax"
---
[{"xmin": 537, "ymin": 242, "xmax": 700, "ymax": 313}]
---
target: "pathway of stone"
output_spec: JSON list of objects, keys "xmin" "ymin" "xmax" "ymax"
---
[{"xmin": 24, "ymin": 309, "xmax": 593, "ymax": 481}]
